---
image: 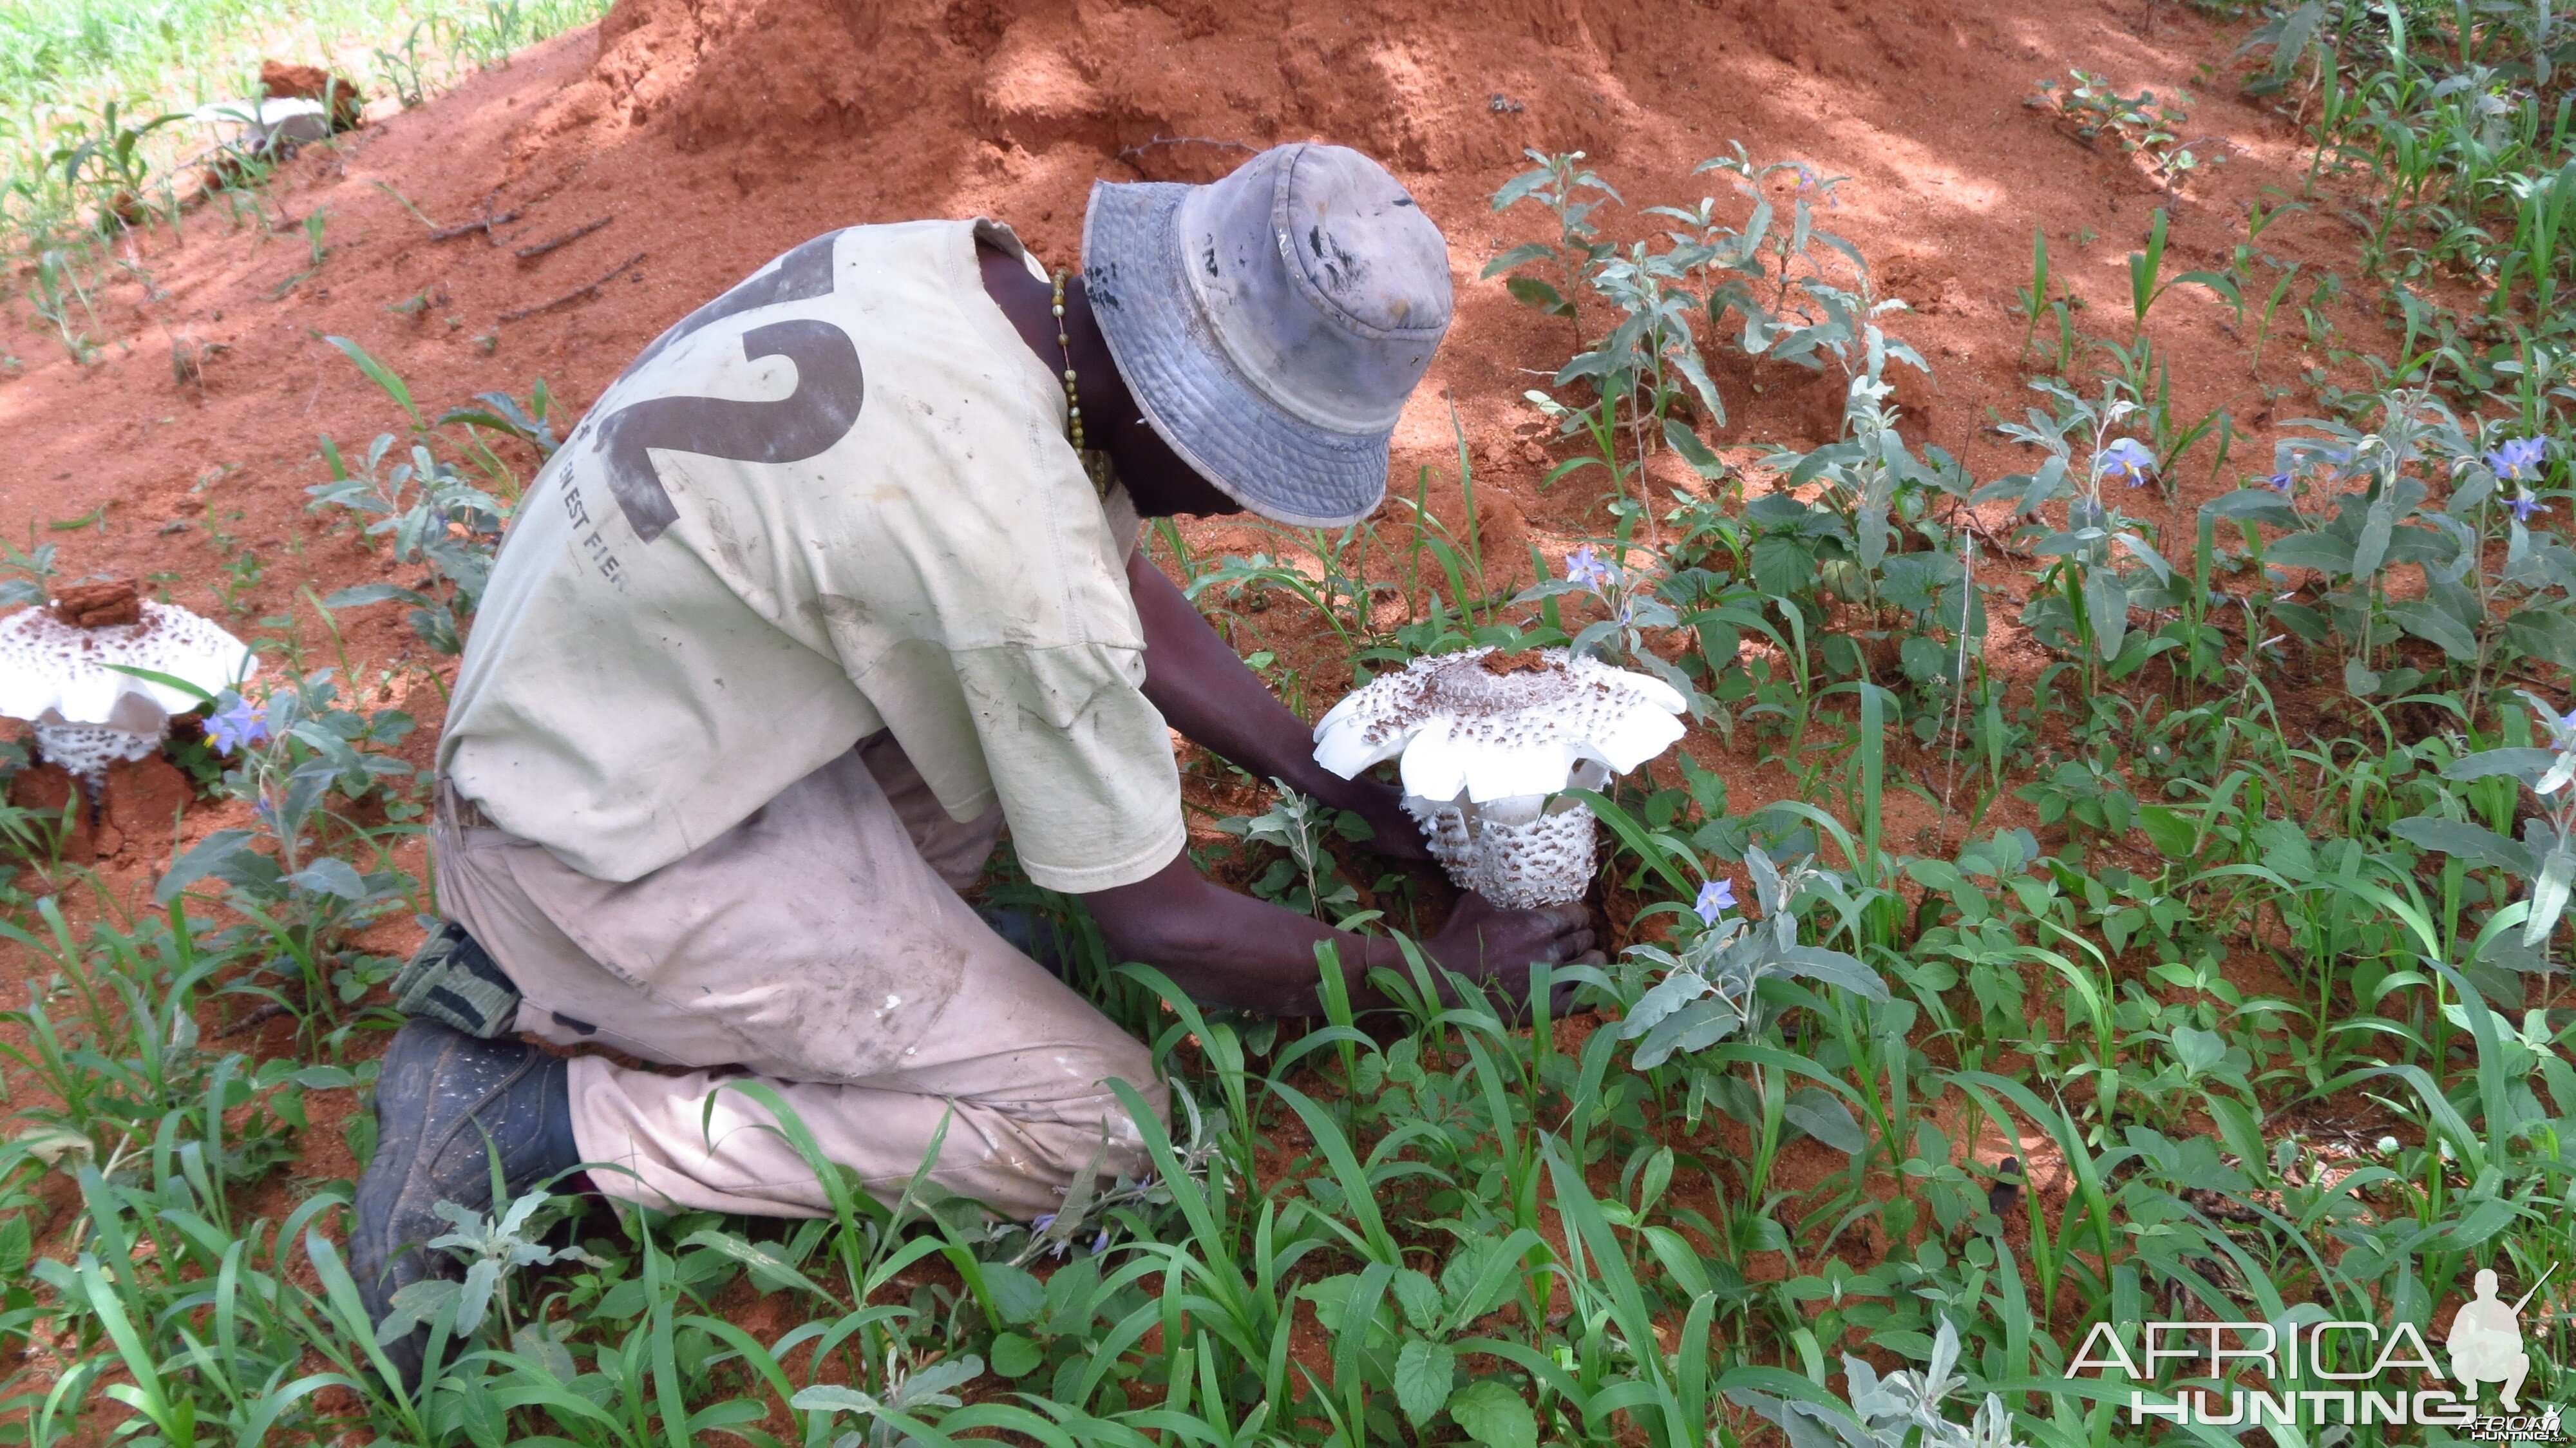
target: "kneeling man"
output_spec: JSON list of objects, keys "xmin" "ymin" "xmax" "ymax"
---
[{"xmin": 353, "ymin": 143, "xmax": 1597, "ymax": 1364}]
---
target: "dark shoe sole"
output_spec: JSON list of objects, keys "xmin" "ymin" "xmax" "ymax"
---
[{"xmin": 350, "ymin": 1018, "xmax": 563, "ymax": 1386}]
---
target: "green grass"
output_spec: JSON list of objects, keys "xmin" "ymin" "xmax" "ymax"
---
[
  {"xmin": 0, "ymin": 0, "xmax": 607, "ymax": 259},
  {"xmin": 2, "ymin": 6, "xmax": 2576, "ymax": 1446}
]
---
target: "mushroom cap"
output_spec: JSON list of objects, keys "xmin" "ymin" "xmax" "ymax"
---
[
  {"xmin": 0, "ymin": 602, "xmax": 257, "ymax": 734},
  {"xmin": 1312, "ymin": 647, "xmax": 1685, "ymax": 805},
  {"xmin": 190, "ymin": 97, "xmax": 328, "ymax": 128}
]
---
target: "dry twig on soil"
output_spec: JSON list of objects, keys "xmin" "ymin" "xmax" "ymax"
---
[
  {"xmin": 514, "ymin": 216, "xmax": 612, "ymax": 261},
  {"xmin": 499, "ymin": 252, "xmax": 646, "ymax": 323},
  {"xmin": 430, "ymin": 207, "xmax": 524, "ymax": 242}
]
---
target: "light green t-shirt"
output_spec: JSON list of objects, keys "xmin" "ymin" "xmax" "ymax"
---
[{"xmin": 439, "ymin": 219, "xmax": 1182, "ymax": 892}]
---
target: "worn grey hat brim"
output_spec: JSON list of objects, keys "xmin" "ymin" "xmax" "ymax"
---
[{"xmin": 1083, "ymin": 181, "xmax": 1392, "ymax": 529}]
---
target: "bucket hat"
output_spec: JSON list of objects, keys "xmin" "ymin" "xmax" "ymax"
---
[{"xmin": 1083, "ymin": 143, "xmax": 1452, "ymax": 528}]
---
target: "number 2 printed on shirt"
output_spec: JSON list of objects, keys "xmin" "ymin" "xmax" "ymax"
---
[{"xmin": 586, "ymin": 230, "xmax": 864, "ymax": 543}]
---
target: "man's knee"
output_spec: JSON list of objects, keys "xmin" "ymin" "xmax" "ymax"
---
[{"xmin": 1029, "ymin": 1041, "xmax": 1166, "ymax": 1182}]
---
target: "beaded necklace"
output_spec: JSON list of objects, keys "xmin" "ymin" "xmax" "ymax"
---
[{"xmin": 1052, "ymin": 270, "xmax": 1117, "ymax": 500}]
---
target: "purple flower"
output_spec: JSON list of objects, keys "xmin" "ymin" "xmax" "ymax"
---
[
  {"xmin": 2265, "ymin": 470, "xmax": 2296, "ymax": 494},
  {"xmin": 1694, "ymin": 879, "xmax": 1736, "ymax": 924},
  {"xmin": 1564, "ymin": 546, "xmax": 1615, "ymax": 593},
  {"xmin": 2488, "ymin": 437, "xmax": 2548, "ymax": 482},
  {"xmin": 205, "ymin": 698, "xmax": 267, "ymax": 754},
  {"xmin": 2510, "ymin": 491, "xmax": 2548, "ymax": 523},
  {"xmin": 2098, "ymin": 438, "xmax": 2157, "ymax": 488}
]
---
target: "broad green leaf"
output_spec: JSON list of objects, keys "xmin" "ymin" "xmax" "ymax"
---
[
  {"xmin": 2265, "ymin": 532, "xmax": 2357, "ymax": 574},
  {"xmin": 285, "ymin": 857, "xmax": 369, "ymax": 900},
  {"xmin": 1478, "ymin": 241, "xmax": 1557, "ymax": 278},
  {"xmin": 1504, "ymin": 276, "xmax": 1572, "ymax": 318},
  {"xmin": 2352, "ymin": 491, "xmax": 2396, "ymax": 581},
  {"xmin": 154, "ymin": 829, "xmax": 260, "ymax": 905},
  {"xmin": 510, "ymin": 1322, "xmax": 576, "ymax": 1384},
  {"xmin": 1664, "ymin": 418, "xmax": 1725, "ymax": 477},
  {"xmin": 1450, "ymin": 1378, "xmax": 1538, "ymax": 1448},
  {"xmin": 2086, "ymin": 574, "xmax": 2127, "ymax": 662},
  {"xmin": 2443, "ymin": 748, "xmax": 2559, "ymax": 785},
  {"xmin": 989, "ymin": 1331, "xmax": 1043, "ymax": 1378},
  {"xmin": 1394, "ymin": 1338, "xmax": 1455, "ymax": 1427},
  {"xmin": 324, "ymin": 582, "xmax": 432, "ymax": 609},
  {"xmin": 2524, "ymin": 848, "xmax": 2575, "ymax": 947},
  {"xmin": 1776, "ymin": 944, "xmax": 1888, "ymax": 1001},
  {"xmin": 1783, "ymin": 1087, "xmax": 1863, "ymax": 1154},
  {"xmin": 1390, "ymin": 1268, "xmax": 1441, "ymax": 1331},
  {"xmin": 979, "ymin": 1261, "xmax": 1046, "ymax": 1324},
  {"xmin": 2387, "ymin": 598, "xmax": 2478, "ymax": 660},
  {"xmin": 2505, "ymin": 605, "xmax": 2576, "ymax": 668},
  {"xmin": 2170, "ymin": 1025, "xmax": 2226, "ymax": 1078},
  {"xmin": 2389, "ymin": 817, "xmax": 2535, "ymax": 877},
  {"xmin": 2201, "ymin": 488, "xmax": 2300, "ymax": 525},
  {"xmin": 2137, "ymin": 805, "xmax": 2197, "ymax": 859}
]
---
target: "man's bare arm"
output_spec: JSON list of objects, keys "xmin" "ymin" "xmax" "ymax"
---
[
  {"xmin": 1083, "ymin": 848, "xmax": 1593, "ymax": 1017},
  {"xmin": 1125, "ymin": 549, "xmax": 1425, "ymax": 857}
]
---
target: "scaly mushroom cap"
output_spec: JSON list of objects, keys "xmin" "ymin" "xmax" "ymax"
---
[
  {"xmin": 0, "ymin": 600, "xmax": 256, "ymax": 742},
  {"xmin": 1312, "ymin": 647, "xmax": 1686, "ymax": 805}
]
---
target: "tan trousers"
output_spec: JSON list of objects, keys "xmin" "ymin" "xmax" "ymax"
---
[{"xmin": 430, "ymin": 735, "xmax": 1164, "ymax": 1221}]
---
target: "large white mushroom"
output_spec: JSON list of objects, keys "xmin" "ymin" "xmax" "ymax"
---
[
  {"xmin": 189, "ymin": 97, "xmax": 333, "ymax": 155},
  {"xmin": 1311, "ymin": 646, "xmax": 1687, "ymax": 908},
  {"xmin": 0, "ymin": 584, "xmax": 257, "ymax": 788}
]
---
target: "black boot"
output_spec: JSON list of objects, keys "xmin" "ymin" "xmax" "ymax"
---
[{"xmin": 352, "ymin": 1018, "xmax": 578, "ymax": 1386}]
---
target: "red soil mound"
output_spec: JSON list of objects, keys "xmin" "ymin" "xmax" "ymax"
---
[{"xmin": 0, "ymin": 0, "xmax": 2401, "ymax": 887}]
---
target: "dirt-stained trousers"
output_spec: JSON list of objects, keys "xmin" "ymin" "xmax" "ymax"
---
[{"xmin": 429, "ymin": 734, "xmax": 1164, "ymax": 1221}]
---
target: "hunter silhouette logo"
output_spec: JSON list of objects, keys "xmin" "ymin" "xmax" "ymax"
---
[
  {"xmin": 2450, "ymin": 1266, "xmax": 2547, "ymax": 1413},
  {"xmin": 2063, "ymin": 1264, "xmax": 2561, "ymax": 1434}
]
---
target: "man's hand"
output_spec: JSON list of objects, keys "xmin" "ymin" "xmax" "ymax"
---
[
  {"xmin": 1425, "ymin": 892, "xmax": 1600, "ymax": 1017},
  {"xmin": 1088, "ymin": 851, "xmax": 1598, "ymax": 1020},
  {"xmin": 1340, "ymin": 779, "xmax": 1434, "ymax": 862}
]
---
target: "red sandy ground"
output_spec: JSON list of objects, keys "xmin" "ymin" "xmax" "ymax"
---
[
  {"xmin": 0, "ymin": 0, "xmax": 2405, "ymax": 876},
  {"xmin": 0, "ymin": 0, "xmax": 2490, "ymax": 1429}
]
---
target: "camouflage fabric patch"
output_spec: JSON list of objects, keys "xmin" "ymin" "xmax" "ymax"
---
[{"xmin": 390, "ymin": 922, "xmax": 520, "ymax": 1038}]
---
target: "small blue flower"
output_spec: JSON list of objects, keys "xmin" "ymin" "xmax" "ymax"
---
[
  {"xmin": 205, "ymin": 698, "xmax": 267, "ymax": 754},
  {"xmin": 1564, "ymin": 546, "xmax": 1615, "ymax": 593},
  {"xmin": 2488, "ymin": 436, "xmax": 2548, "ymax": 482},
  {"xmin": 2510, "ymin": 491, "xmax": 2548, "ymax": 523},
  {"xmin": 2098, "ymin": 438, "xmax": 2157, "ymax": 488},
  {"xmin": 2266, "ymin": 470, "xmax": 2296, "ymax": 494},
  {"xmin": 1694, "ymin": 879, "xmax": 1736, "ymax": 924}
]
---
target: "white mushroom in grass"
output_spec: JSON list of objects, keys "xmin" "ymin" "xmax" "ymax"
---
[
  {"xmin": 0, "ymin": 583, "xmax": 257, "ymax": 790},
  {"xmin": 1311, "ymin": 646, "xmax": 1687, "ymax": 908}
]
